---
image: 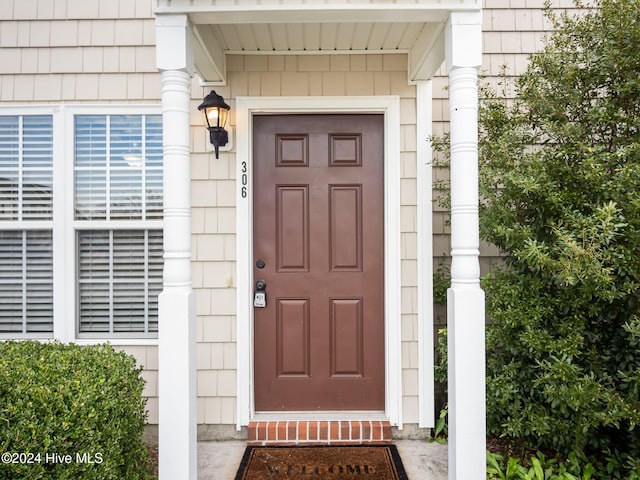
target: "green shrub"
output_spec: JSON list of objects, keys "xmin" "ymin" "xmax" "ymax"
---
[
  {"xmin": 0, "ymin": 341, "xmax": 151, "ymax": 480},
  {"xmin": 487, "ymin": 451, "xmax": 596, "ymax": 480},
  {"xmin": 433, "ymin": 327, "xmax": 448, "ymax": 385},
  {"xmin": 476, "ymin": 0, "xmax": 640, "ymax": 468}
]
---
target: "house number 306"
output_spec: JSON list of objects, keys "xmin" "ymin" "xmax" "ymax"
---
[{"xmin": 241, "ymin": 161, "xmax": 248, "ymax": 198}]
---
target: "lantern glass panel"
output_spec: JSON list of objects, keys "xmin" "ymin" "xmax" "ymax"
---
[{"xmin": 203, "ymin": 107, "xmax": 229, "ymax": 129}]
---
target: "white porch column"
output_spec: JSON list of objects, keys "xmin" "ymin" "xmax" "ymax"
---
[
  {"xmin": 155, "ymin": 15, "xmax": 197, "ymax": 480},
  {"xmin": 445, "ymin": 11, "xmax": 486, "ymax": 480}
]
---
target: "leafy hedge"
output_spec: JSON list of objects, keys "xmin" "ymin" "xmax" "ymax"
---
[
  {"xmin": 476, "ymin": 0, "xmax": 640, "ymax": 470},
  {"xmin": 0, "ymin": 341, "xmax": 152, "ymax": 479},
  {"xmin": 487, "ymin": 451, "xmax": 596, "ymax": 480},
  {"xmin": 430, "ymin": 0, "xmax": 640, "ymax": 476}
]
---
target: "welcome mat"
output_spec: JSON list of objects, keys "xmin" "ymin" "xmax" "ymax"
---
[{"xmin": 235, "ymin": 445, "xmax": 409, "ymax": 479}]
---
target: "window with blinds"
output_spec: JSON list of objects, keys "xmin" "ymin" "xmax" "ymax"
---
[
  {"xmin": 77, "ymin": 230, "xmax": 162, "ymax": 335},
  {"xmin": 0, "ymin": 115, "xmax": 54, "ymax": 221},
  {"xmin": 74, "ymin": 115, "xmax": 163, "ymax": 221},
  {"xmin": 0, "ymin": 231, "xmax": 54, "ymax": 334},
  {"xmin": 74, "ymin": 114, "xmax": 163, "ymax": 337},
  {"xmin": 0, "ymin": 115, "xmax": 54, "ymax": 336}
]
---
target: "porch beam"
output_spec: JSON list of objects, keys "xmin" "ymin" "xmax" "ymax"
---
[
  {"xmin": 408, "ymin": 23, "xmax": 446, "ymax": 82},
  {"xmin": 155, "ymin": 5, "xmax": 467, "ymax": 25},
  {"xmin": 156, "ymin": 14, "xmax": 197, "ymax": 480},
  {"xmin": 445, "ymin": 10, "xmax": 486, "ymax": 480},
  {"xmin": 193, "ymin": 25, "xmax": 226, "ymax": 84}
]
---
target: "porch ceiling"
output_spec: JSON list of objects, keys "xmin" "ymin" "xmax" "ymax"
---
[
  {"xmin": 204, "ymin": 21, "xmax": 435, "ymax": 54},
  {"xmin": 155, "ymin": 2, "xmax": 481, "ymax": 83}
]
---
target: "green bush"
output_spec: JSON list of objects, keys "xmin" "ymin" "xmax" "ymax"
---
[
  {"xmin": 0, "ymin": 341, "xmax": 152, "ymax": 480},
  {"xmin": 478, "ymin": 0, "xmax": 640, "ymax": 467},
  {"xmin": 487, "ymin": 451, "xmax": 596, "ymax": 480},
  {"xmin": 487, "ymin": 450, "xmax": 640, "ymax": 480}
]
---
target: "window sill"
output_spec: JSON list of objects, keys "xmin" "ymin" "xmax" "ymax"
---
[{"xmin": 73, "ymin": 338, "xmax": 159, "ymax": 347}]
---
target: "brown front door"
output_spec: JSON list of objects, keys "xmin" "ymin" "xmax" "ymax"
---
[{"xmin": 253, "ymin": 114, "xmax": 385, "ymax": 411}]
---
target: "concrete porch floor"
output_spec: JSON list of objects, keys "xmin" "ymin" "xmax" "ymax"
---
[{"xmin": 197, "ymin": 439, "xmax": 448, "ymax": 479}]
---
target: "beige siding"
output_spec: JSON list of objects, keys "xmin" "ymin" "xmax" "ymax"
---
[
  {"xmin": 0, "ymin": 0, "xmax": 570, "ymax": 429},
  {"xmin": 0, "ymin": 0, "xmax": 159, "ymax": 102},
  {"xmin": 427, "ymin": 0, "xmax": 582, "ymax": 411},
  {"xmin": 431, "ymin": 0, "xmax": 580, "ymax": 278},
  {"xmin": 189, "ymin": 53, "xmax": 423, "ymax": 424},
  {"xmin": 0, "ymin": 0, "xmax": 161, "ymax": 424},
  {"xmin": 118, "ymin": 345, "xmax": 160, "ymax": 424}
]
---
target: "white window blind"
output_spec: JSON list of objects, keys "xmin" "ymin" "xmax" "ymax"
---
[
  {"xmin": 74, "ymin": 114, "xmax": 163, "ymax": 337},
  {"xmin": 74, "ymin": 115, "xmax": 163, "ymax": 221},
  {"xmin": 77, "ymin": 230, "xmax": 162, "ymax": 335},
  {"xmin": 0, "ymin": 231, "xmax": 54, "ymax": 334},
  {"xmin": 0, "ymin": 115, "xmax": 54, "ymax": 336},
  {"xmin": 0, "ymin": 115, "xmax": 53, "ymax": 220}
]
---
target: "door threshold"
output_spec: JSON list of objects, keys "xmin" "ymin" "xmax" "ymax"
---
[{"xmin": 251, "ymin": 411, "xmax": 388, "ymax": 422}]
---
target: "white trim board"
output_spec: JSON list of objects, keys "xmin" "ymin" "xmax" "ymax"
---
[
  {"xmin": 235, "ymin": 96, "xmax": 402, "ymax": 430},
  {"xmin": 416, "ymin": 81, "xmax": 435, "ymax": 428}
]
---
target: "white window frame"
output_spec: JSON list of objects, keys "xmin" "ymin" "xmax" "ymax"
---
[
  {"xmin": 0, "ymin": 105, "xmax": 162, "ymax": 346},
  {"xmin": 0, "ymin": 106, "xmax": 60, "ymax": 339},
  {"xmin": 64, "ymin": 106, "xmax": 163, "ymax": 345}
]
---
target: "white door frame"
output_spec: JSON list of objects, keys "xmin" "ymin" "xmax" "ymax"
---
[{"xmin": 235, "ymin": 96, "xmax": 402, "ymax": 429}]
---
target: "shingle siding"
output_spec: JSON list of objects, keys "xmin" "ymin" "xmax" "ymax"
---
[
  {"xmin": 0, "ymin": 0, "xmax": 158, "ymax": 102},
  {"xmin": 431, "ymin": 0, "xmax": 579, "ymax": 271},
  {"xmin": 190, "ymin": 53, "xmax": 423, "ymax": 423},
  {"xmin": 0, "ymin": 0, "xmax": 567, "ymax": 429}
]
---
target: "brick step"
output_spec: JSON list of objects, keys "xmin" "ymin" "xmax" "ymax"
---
[{"xmin": 247, "ymin": 420, "xmax": 392, "ymax": 446}]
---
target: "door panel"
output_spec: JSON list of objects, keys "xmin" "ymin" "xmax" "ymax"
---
[
  {"xmin": 276, "ymin": 186, "xmax": 309, "ymax": 272},
  {"xmin": 329, "ymin": 185, "xmax": 363, "ymax": 271},
  {"xmin": 277, "ymin": 298, "xmax": 310, "ymax": 377},
  {"xmin": 253, "ymin": 114, "xmax": 384, "ymax": 411},
  {"xmin": 330, "ymin": 298, "xmax": 364, "ymax": 377}
]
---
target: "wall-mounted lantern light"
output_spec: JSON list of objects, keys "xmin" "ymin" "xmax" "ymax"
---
[{"xmin": 198, "ymin": 90, "xmax": 230, "ymax": 159}]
